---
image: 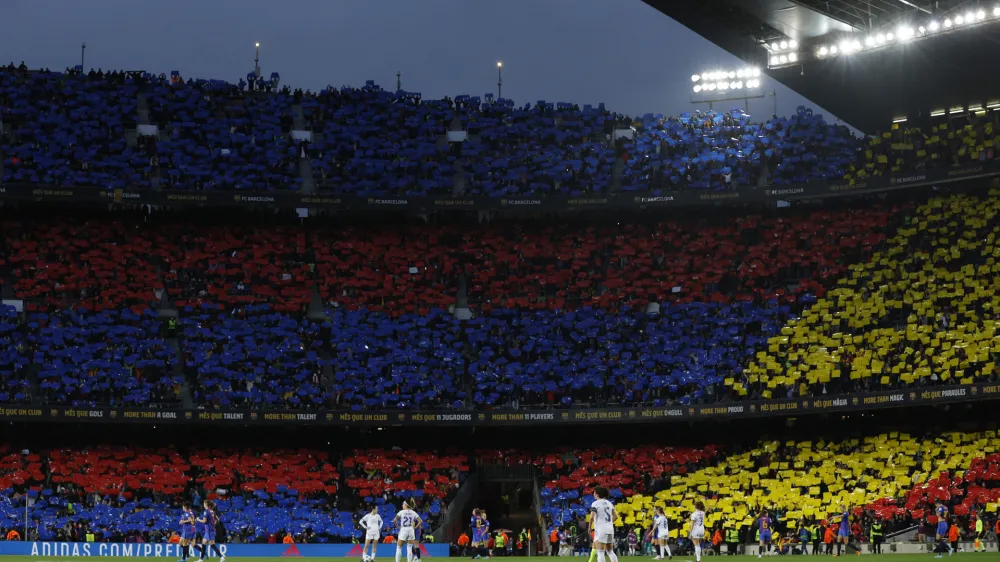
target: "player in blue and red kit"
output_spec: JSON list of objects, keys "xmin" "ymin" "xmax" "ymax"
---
[
  {"xmin": 757, "ymin": 510, "xmax": 772, "ymax": 558},
  {"xmin": 934, "ymin": 503, "xmax": 952, "ymax": 558},
  {"xmin": 470, "ymin": 509, "xmax": 489, "ymax": 559},
  {"xmin": 196, "ymin": 500, "xmax": 225, "ymax": 562},
  {"xmin": 178, "ymin": 503, "xmax": 197, "ymax": 562}
]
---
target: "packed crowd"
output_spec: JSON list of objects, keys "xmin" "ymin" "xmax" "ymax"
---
[
  {"xmin": 845, "ymin": 118, "xmax": 999, "ymax": 185},
  {"xmin": 0, "ymin": 445, "xmax": 464, "ymax": 543},
  {"xmin": 5, "ymin": 62, "xmax": 997, "ymax": 196},
  {"xmin": 8, "ymin": 189, "xmax": 1000, "ymax": 408},
  {"xmin": 0, "ymin": 66, "xmax": 141, "ymax": 189},
  {"xmin": 739, "ymin": 190, "xmax": 1000, "ymax": 400},
  {"xmin": 143, "ymin": 75, "xmax": 301, "ymax": 191},
  {"xmin": 621, "ymin": 107, "xmax": 857, "ymax": 192},
  {"xmin": 488, "ymin": 429, "xmax": 1000, "ymax": 552},
  {"xmin": 0, "ymin": 199, "xmax": 913, "ymax": 409}
]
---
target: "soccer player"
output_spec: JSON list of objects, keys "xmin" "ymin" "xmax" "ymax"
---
[
  {"xmin": 652, "ymin": 506, "xmax": 672, "ymax": 560},
  {"xmin": 470, "ymin": 509, "xmax": 484, "ymax": 559},
  {"xmin": 178, "ymin": 502, "xmax": 197, "ymax": 562},
  {"xmin": 481, "ymin": 511, "xmax": 492, "ymax": 558},
  {"xmin": 394, "ymin": 501, "xmax": 423, "ymax": 562},
  {"xmin": 837, "ymin": 506, "xmax": 859, "ymax": 557},
  {"xmin": 757, "ymin": 510, "xmax": 772, "ymax": 558},
  {"xmin": 196, "ymin": 500, "xmax": 225, "ymax": 562},
  {"xmin": 360, "ymin": 506, "xmax": 384, "ymax": 562},
  {"xmin": 590, "ymin": 487, "xmax": 620, "ymax": 562},
  {"xmin": 934, "ymin": 503, "xmax": 952, "ymax": 557},
  {"xmin": 689, "ymin": 501, "xmax": 706, "ymax": 562}
]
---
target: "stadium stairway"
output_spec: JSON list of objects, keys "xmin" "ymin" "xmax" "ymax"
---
[
  {"xmin": 610, "ymin": 150, "xmax": 624, "ymax": 193},
  {"xmin": 292, "ymin": 104, "xmax": 316, "ymax": 193},
  {"xmin": 137, "ymin": 93, "xmax": 151, "ymax": 126},
  {"xmin": 25, "ymin": 363, "xmax": 41, "ymax": 406},
  {"xmin": 164, "ymin": 337, "xmax": 194, "ymax": 408}
]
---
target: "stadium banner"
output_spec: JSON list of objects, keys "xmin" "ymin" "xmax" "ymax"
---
[
  {"xmin": 0, "ymin": 161, "xmax": 996, "ymax": 210},
  {"xmin": 0, "ymin": 541, "xmax": 449, "ymax": 558},
  {"xmin": 0, "ymin": 383, "xmax": 997, "ymax": 426}
]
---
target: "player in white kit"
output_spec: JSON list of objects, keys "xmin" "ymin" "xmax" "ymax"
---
[
  {"xmin": 689, "ymin": 501, "xmax": 706, "ymax": 562},
  {"xmin": 652, "ymin": 506, "xmax": 672, "ymax": 560},
  {"xmin": 360, "ymin": 506, "xmax": 383, "ymax": 561},
  {"xmin": 393, "ymin": 501, "xmax": 423, "ymax": 562},
  {"xmin": 590, "ymin": 487, "xmax": 620, "ymax": 562}
]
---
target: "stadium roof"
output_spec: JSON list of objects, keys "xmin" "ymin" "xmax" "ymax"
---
[{"xmin": 647, "ymin": 0, "xmax": 1000, "ymax": 133}]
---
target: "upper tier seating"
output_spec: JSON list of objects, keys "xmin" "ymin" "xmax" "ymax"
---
[{"xmin": 0, "ymin": 69, "xmax": 140, "ymax": 188}]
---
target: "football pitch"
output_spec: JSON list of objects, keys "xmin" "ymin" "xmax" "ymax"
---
[{"xmin": 9, "ymin": 555, "xmax": 1000, "ymax": 562}]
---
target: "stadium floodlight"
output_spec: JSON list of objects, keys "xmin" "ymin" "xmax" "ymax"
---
[
  {"xmin": 692, "ymin": 74, "xmax": 700, "ymax": 82},
  {"xmin": 728, "ymin": 71, "xmax": 736, "ymax": 79},
  {"xmin": 751, "ymin": 67, "xmax": 761, "ymax": 77},
  {"xmin": 898, "ymin": 27, "xmax": 914, "ymax": 40},
  {"xmin": 994, "ymin": 6, "xmax": 1000, "ymax": 17},
  {"xmin": 876, "ymin": 33, "xmax": 886, "ymax": 44},
  {"xmin": 693, "ymin": 84, "xmax": 702, "ymax": 93},
  {"xmin": 953, "ymin": 15, "xmax": 962, "ymax": 25},
  {"xmin": 892, "ymin": 117, "xmax": 907, "ymax": 123},
  {"xmin": 865, "ymin": 36, "xmax": 876, "ymax": 47},
  {"xmin": 918, "ymin": 26, "xmax": 926, "ymax": 34},
  {"xmin": 829, "ymin": 45, "xmax": 839, "ymax": 54},
  {"xmin": 788, "ymin": 53, "xmax": 798, "ymax": 62},
  {"xmin": 779, "ymin": 54, "xmax": 788, "ymax": 64},
  {"xmin": 818, "ymin": 46, "xmax": 829, "ymax": 57},
  {"xmin": 789, "ymin": 39, "xmax": 798, "ymax": 49},
  {"xmin": 770, "ymin": 56, "xmax": 780, "ymax": 65},
  {"xmin": 977, "ymin": 10, "xmax": 987, "ymax": 20},
  {"xmin": 950, "ymin": 106, "xmax": 964, "ymax": 114},
  {"xmin": 779, "ymin": 40, "xmax": 788, "ymax": 50},
  {"xmin": 930, "ymin": 109, "xmax": 946, "ymax": 117},
  {"xmin": 965, "ymin": 11, "xmax": 975, "ymax": 22},
  {"xmin": 706, "ymin": 83, "xmax": 716, "ymax": 91},
  {"xmin": 944, "ymin": 18, "xmax": 953, "ymax": 27},
  {"xmin": 929, "ymin": 20, "xmax": 940, "ymax": 31},
  {"xmin": 886, "ymin": 32, "xmax": 895, "ymax": 41}
]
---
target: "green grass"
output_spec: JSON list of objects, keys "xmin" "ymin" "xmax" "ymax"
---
[{"xmin": 9, "ymin": 547, "xmax": 1000, "ymax": 562}]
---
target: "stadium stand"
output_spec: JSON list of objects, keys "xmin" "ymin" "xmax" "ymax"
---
[
  {"xmin": 513, "ymin": 429, "xmax": 999, "ymax": 546},
  {"xmin": 845, "ymin": 117, "xmax": 998, "ymax": 184},
  {"xmin": 9, "ymin": 445, "xmax": 466, "ymax": 543},
  {"xmin": 0, "ymin": 304, "xmax": 31, "ymax": 404},
  {"xmin": 29, "ymin": 309, "xmax": 178, "ymax": 407},
  {"xmin": 7, "ymin": 64, "xmax": 998, "ymax": 198},
  {"xmin": 180, "ymin": 304, "xmax": 329, "ymax": 409},
  {"xmin": 458, "ymin": 100, "xmax": 615, "ymax": 197},
  {"xmin": 0, "ymin": 64, "xmax": 881, "ymax": 196},
  {"xmin": 143, "ymin": 75, "xmax": 301, "ymax": 191},
  {"xmin": 325, "ymin": 308, "xmax": 466, "ymax": 410},
  {"xmin": 6, "ymin": 217, "xmax": 162, "ymax": 313},
  {"xmin": 0, "ymin": 197, "xmax": 921, "ymax": 409},
  {"xmin": 737, "ymin": 191, "xmax": 1000, "ymax": 400},
  {"xmin": 302, "ymin": 83, "xmax": 455, "ymax": 196},
  {"xmin": 0, "ymin": 68, "xmax": 140, "ymax": 189},
  {"xmin": 621, "ymin": 107, "xmax": 857, "ymax": 192}
]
